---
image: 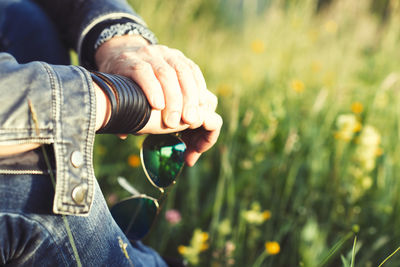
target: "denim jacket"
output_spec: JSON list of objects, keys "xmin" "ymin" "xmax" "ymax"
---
[{"xmin": 0, "ymin": 0, "xmax": 150, "ymax": 216}]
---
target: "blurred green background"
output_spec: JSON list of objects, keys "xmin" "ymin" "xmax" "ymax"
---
[{"xmin": 94, "ymin": 0, "xmax": 400, "ymax": 266}]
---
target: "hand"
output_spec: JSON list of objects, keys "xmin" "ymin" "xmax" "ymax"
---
[
  {"xmin": 95, "ymin": 35, "xmax": 209, "ymax": 129},
  {"xmin": 181, "ymin": 109, "xmax": 223, "ymax": 166},
  {"xmin": 137, "ymin": 96, "xmax": 223, "ymax": 166},
  {"xmin": 94, "ymin": 34, "xmax": 222, "ymax": 166}
]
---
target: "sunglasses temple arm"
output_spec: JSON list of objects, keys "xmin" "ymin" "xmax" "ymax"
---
[{"xmin": 117, "ymin": 176, "xmax": 141, "ymax": 196}]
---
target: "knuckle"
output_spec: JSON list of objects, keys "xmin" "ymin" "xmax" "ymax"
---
[
  {"xmin": 152, "ymin": 45, "xmax": 167, "ymax": 56},
  {"xmin": 171, "ymin": 48, "xmax": 185, "ymax": 57},
  {"xmin": 157, "ymin": 44, "xmax": 170, "ymax": 52},
  {"xmin": 155, "ymin": 64, "xmax": 174, "ymax": 78},
  {"xmin": 139, "ymin": 45, "xmax": 156, "ymax": 55},
  {"xmin": 188, "ymin": 59, "xmax": 201, "ymax": 71},
  {"xmin": 115, "ymin": 51, "xmax": 134, "ymax": 63},
  {"xmin": 165, "ymin": 90, "xmax": 183, "ymax": 106},
  {"xmin": 216, "ymin": 114, "xmax": 223, "ymax": 127},
  {"xmin": 174, "ymin": 62, "xmax": 191, "ymax": 76},
  {"xmin": 208, "ymin": 93, "xmax": 218, "ymax": 107},
  {"xmin": 130, "ymin": 61, "xmax": 151, "ymax": 72}
]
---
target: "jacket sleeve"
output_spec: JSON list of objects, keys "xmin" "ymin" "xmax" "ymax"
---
[
  {"xmin": 33, "ymin": 0, "xmax": 146, "ymax": 50},
  {"xmin": 0, "ymin": 52, "xmax": 97, "ymax": 215}
]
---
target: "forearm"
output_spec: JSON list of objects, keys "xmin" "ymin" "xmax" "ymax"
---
[
  {"xmin": 0, "ymin": 143, "xmax": 41, "ymax": 156},
  {"xmin": 33, "ymin": 0, "xmax": 143, "ymax": 51}
]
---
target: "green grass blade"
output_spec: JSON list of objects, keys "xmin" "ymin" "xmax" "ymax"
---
[
  {"xmin": 378, "ymin": 246, "xmax": 400, "ymax": 267},
  {"xmin": 341, "ymin": 254, "xmax": 350, "ymax": 267},
  {"xmin": 350, "ymin": 236, "xmax": 357, "ymax": 267},
  {"xmin": 318, "ymin": 232, "xmax": 353, "ymax": 267}
]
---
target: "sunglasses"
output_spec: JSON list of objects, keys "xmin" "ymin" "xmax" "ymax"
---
[{"xmin": 110, "ymin": 134, "xmax": 186, "ymax": 241}]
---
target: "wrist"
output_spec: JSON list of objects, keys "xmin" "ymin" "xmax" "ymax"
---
[
  {"xmin": 91, "ymin": 72, "xmax": 151, "ymax": 134},
  {"xmin": 94, "ymin": 82, "xmax": 111, "ymax": 131}
]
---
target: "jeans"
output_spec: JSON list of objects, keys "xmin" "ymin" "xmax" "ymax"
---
[
  {"xmin": 0, "ymin": 0, "xmax": 167, "ymax": 266},
  {"xmin": 0, "ymin": 162, "xmax": 166, "ymax": 266}
]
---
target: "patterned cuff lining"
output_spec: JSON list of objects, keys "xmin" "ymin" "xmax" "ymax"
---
[{"xmin": 94, "ymin": 22, "xmax": 157, "ymax": 50}]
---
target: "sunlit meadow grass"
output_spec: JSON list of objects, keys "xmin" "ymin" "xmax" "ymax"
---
[{"xmin": 94, "ymin": 0, "xmax": 400, "ymax": 266}]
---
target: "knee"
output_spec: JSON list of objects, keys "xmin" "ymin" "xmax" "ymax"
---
[{"xmin": 0, "ymin": 0, "xmax": 70, "ymax": 64}]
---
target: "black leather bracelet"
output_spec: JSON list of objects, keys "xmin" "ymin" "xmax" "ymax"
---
[
  {"xmin": 97, "ymin": 72, "xmax": 148, "ymax": 134},
  {"xmin": 91, "ymin": 71, "xmax": 151, "ymax": 134},
  {"xmin": 90, "ymin": 73, "xmax": 118, "ymax": 130},
  {"xmin": 116, "ymin": 75, "xmax": 145, "ymax": 132},
  {"xmin": 111, "ymin": 75, "xmax": 138, "ymax": 131}
]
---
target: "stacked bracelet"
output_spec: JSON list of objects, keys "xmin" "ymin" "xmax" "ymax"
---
[
  {"xmin": 80, "ymin": 18, "xmax": 157, "ymax": 70},
  {"xmin": 91, "ymin": 72, "xmax": 151, "ymax": 134},
  {"xmin": 94, "ymin": 21, "xmax": 157, "ymax": 50}
]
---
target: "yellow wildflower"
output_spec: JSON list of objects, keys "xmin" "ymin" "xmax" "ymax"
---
[
  {"xmin": 351, "ymin": 102, "xmax": 363, "ymax": 114},
  {"xmin": 199, "ymin": 232, "xmax": 209, "ymax": 242},
  {"xmin": 265, "ymin": 241, "xmax": 280, "ymax": 255},
  {"xmin": 335, "ymin": 114, "xmax": 362, "ymax": 141},
  {"xmin": 243, "ymin": 202, "xmax": 271, "ymax": 225},
  {"xmin": 361, "ymin": 176, "xmax": 373, "ymax": 190},
  {"xmin": 200, "ymin": 243, "xmax": 209, "ymax": 252},
  {"xmin": 355, "ymin": 125, "xmax": 381, "ymax": 171},
  {"xmin": 178, "ymin": 229, "xmax": 209, "ymax": 265},
  {"xmin": 375, "ymin": 147, "xmax": 383, "ymax": 156},
  {"xmin": 311, "ymin": 61, "xmax": 321, "ymax": 73},
  {"xmin": 217, "ymin": 83, "xmax": 233, "ymax": 97},
  {"xmin": 262, "ymin": 210, "xmax": 271, "ymax": 220},
  {"xmin": 353, "ymin": 122, "xmax": 362, "ymax": 133},
  {"xmin": 251, "ymin": 39, "xmax": 265, "ymax": 54},
  {"xmin": 291, "ymin": 79, "xmax": 305, "ymax": 93},
  {"xmin": 324, "ymin": 20, "xmax": 338, "ymax": 34},
  {"xmin": 218, "ymin": 219, "xmax": 232, "ymax": 236},
  {"xmin": 128, "ymin": 154, "xmax": 141, "ymax": 168},
  {"xmin": 177, "ymin": 245, "xmax": 187, "ymax": 255}
]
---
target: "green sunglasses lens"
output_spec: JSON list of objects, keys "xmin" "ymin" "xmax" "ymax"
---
[
  {"xmin": 141, "ymin": 134, "xmax": 186, "ymax": 188},
  {"xmin": 110, "ymin": 196, "xmax": 158, "ymax": 241}
]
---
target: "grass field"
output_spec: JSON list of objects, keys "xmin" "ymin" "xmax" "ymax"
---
[{"xmin": 94, "ymin": 0, "xmax": 400, "ymax": 266}]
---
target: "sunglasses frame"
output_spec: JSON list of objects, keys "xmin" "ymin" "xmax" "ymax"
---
[
  {"xmin": 111, "ymin": 133, "xmax": 186, "ymax": 241},
  {"xmin": 139, "ymin": 133, "xmax": 186, "ymax": 193}
]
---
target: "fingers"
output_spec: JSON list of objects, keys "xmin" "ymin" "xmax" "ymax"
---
[
  {"xmin": 184, "ymin": 150, "xmax": 202, "ymax": 167},
  {"xmin": 116, "ymin": 44, "xmax": 209, "ymax": 129},
  {"xmin": 126, "ymin": 57, "xmax": 165, "ymax": 110},
  {"xmin": 164, "ymin": 50, "xmax": 200, "ymax": 126},
  {"xmin": 185, "ymin": 57, "xmax": 208, "ymax": 106},
  {"xmin": 137, "ymin": 109, "xmax": 190, "ymax": 135},
  {"xmin": 195, "ymin": 112, "xmax": 223, "ymax": 153},
  {"xmin": 182, "ymin": 111, "xmax": 223, "ymax": 166}
]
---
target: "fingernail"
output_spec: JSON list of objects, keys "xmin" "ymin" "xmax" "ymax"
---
[
  {"xmin": 185, "ymin": 107, "xmax": 198, "ymax": 123},
  {"xmin": 166, "ymin": 111, "xmax": 181, "ymax": 127}
]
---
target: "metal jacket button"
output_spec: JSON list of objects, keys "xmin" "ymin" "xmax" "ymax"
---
[
  {"xmin": 70, "ymin": 151, "xmax": 84, "ymax": 168},
  {"xmin": 72, "ymin": 183, "xmax": 88, "ymax": 204}
]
